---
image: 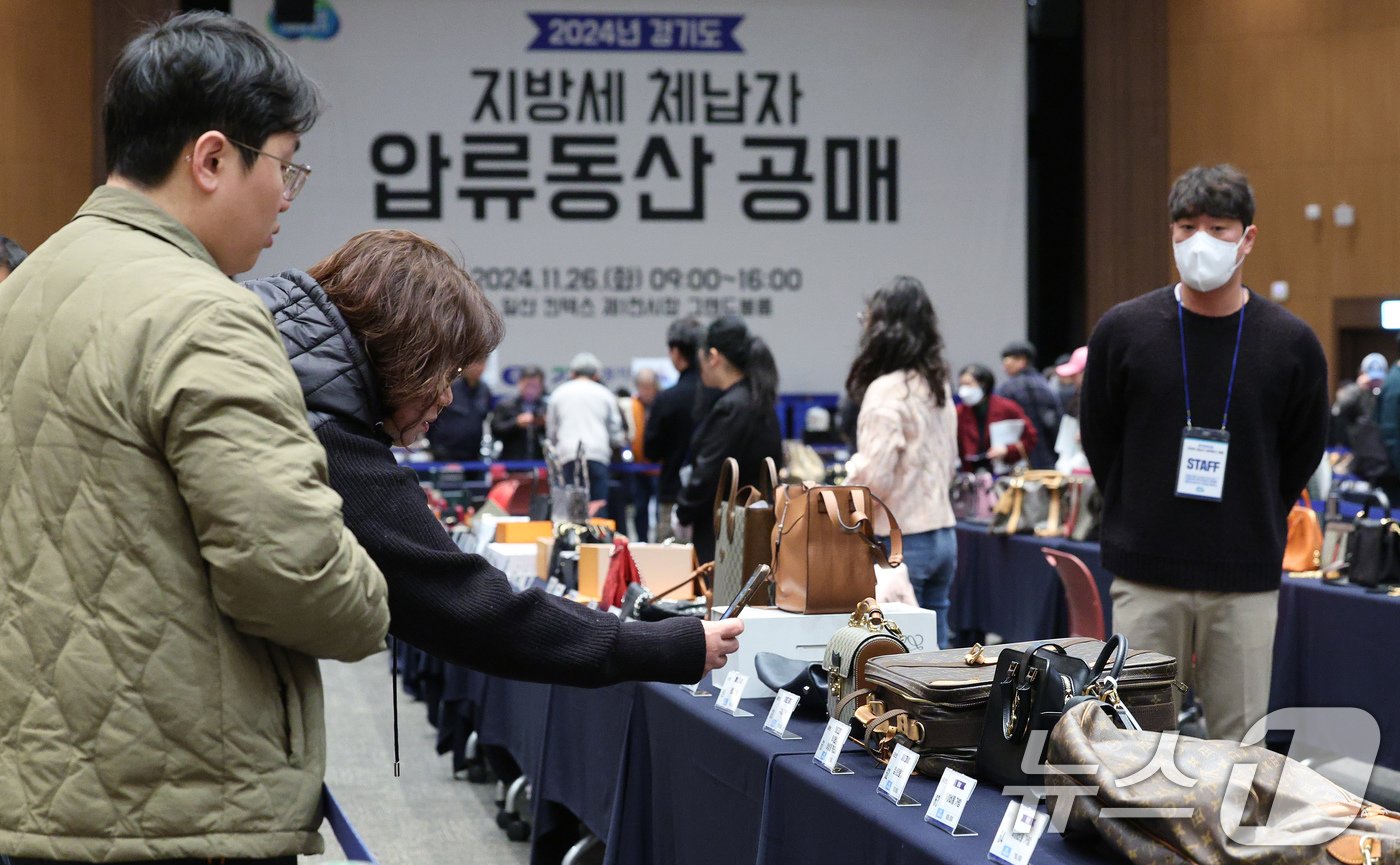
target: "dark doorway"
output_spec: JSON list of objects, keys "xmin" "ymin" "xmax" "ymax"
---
[
  {"xmin": 1335, "ymin": 298, "xmax": 1400, "ymax": 391},
  {"xmin": 1027, "ymin": 0, "xmax": 1085, "ymax": 369}
]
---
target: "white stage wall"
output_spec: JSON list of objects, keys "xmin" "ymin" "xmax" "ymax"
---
[{"xmin": 235, "ymin": 0, "xmax": 1027, "ymax": 391}]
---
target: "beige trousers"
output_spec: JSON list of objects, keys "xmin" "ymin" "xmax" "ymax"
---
[{"xmin": 1110, "ymin": 576, "xmax": 1278, "ymax": 743}]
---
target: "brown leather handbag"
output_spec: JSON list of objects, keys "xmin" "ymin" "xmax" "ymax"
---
[
  {"xmin": 1044, "ymin": 701, "xmax": 1400, "ymax": 864},
  {"xmin": 770, "ymin": 484, "xmax": 902, "ymax": 614},
  {"xmin": 1284, "ymin": 491, "xmax": 1324, "ymax": 573},
  {"xmin": 711, "ymin": 457, "xmax": 779, "ymax": 608}
]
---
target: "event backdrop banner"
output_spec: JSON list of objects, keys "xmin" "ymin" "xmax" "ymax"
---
[{"xmin": 235, "ymin": 0, "xmax": 1026, "ymax": 391}]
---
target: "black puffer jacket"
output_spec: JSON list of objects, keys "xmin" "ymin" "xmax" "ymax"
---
[
  {"xmin": 242, "ymin": 270, "xmax": 706, "ymax": 685},
  {"xmin": 244, "ymin": 270, "xmax": 385, "ymax": 432}
]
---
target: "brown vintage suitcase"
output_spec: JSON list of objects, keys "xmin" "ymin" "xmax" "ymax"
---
[{"xmin": 842, "ymin": 637, "xmax": 1180, "ymax": 777}]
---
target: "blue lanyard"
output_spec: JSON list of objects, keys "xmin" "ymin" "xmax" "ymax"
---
[{"xmin": 1177, "ymin": 289, "xmax": 1245, "ymax": 431}]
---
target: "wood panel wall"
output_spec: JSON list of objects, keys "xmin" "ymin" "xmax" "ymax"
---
[
  {"xmin": 0, "ymin": 0, "xmax": 93, "ymax": 253},
  {"xmin": 91, "ymin": 0, "xmax": 180, "ymax": 186},
  {"xmin": 1168, "ymin": 0, "xmax": 1400, "ymax": 384},
  {"xmin": 1082, "ymin": 0, "xmax": 1170, "ymax": 330}
]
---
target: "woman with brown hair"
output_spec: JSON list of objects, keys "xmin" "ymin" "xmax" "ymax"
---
[
  {"xmin": 244, "ymin": 229, "xmax": 741, "ymax": 686},
  {"xmin": 844, "ymin": 276, "xmax": 958, "ymax": 648}
]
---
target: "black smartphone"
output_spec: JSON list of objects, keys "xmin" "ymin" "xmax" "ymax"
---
[{"xmin": 719, "ymin": 564, "xmax": 772, "ymax": 620}]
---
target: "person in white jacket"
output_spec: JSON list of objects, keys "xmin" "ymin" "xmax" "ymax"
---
[
  {"xmin": 844, "ymin": 276, "xmax": 959, "ymax": 648},
  {"xmin": 548, "ymin": 352, "xmax": 625, "ymax": 514}
]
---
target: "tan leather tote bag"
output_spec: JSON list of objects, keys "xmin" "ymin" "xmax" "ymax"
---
[{"xmin": 770, "ymin": 484, "xmax": 902, "ymax": 614}]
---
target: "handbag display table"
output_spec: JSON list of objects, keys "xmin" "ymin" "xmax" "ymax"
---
[
  {"xmin": 407, "ymin": 589, "xmax": 1400, "ymax": 864},
  {"xmin": 1270, "ymin": 576, "xmax": 1400, "ymax": 773},
  {"xmin": 951, "ymin": 521, "xmax": 1400, "ymax": 773},
  {"xmin": 467, "ymin": 675, "xmax": 1113, "ymax": 865}
]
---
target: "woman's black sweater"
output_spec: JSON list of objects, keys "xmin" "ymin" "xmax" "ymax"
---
[
  {"xmin": 318, "ymin": 420, "xmax": 705, "ymax": 685},
  {"xmin": 244, "ymin": 269, "xmax": 706, "ymax": 686}
]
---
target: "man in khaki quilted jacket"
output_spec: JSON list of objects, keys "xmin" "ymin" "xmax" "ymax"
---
[{"xmin": 0, "ymin": 13, "xmax": 389, "ymax": 864}]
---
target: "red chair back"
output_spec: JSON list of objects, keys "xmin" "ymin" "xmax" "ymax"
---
[{"xmin": 1041, "ymin": 547, "xmax": 1106, "ymax": 640}]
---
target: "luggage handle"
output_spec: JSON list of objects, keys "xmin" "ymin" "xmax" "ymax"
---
[
  {"xmin": 861, "ymin": 707, "xmax": 908, "ymax": 761},
  {"xmin": 833, "ymin": 687, "xmax": 872, "ymax": 722}
]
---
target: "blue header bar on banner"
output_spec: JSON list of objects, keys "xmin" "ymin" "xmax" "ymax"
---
[{"xmin": 527, "ymin": 13, "xmax": 744, "ymax": 53}]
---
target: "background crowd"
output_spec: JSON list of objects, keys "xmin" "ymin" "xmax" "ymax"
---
[{"xmin": 0, "ymin": 10, "xmax": 1376, "ymax": 864}]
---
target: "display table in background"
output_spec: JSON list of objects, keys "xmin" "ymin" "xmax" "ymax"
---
[
  {"xmin": 952, "ymin": 521, "xmax": 1400, "ymax": 773},
  {"xmin": 951, "ymin": 521, "xmax": 1111, "ymax": 643},
  {"xmin": 1271, "ymin": 576, "xmax": 1400, "ymax": 773}
]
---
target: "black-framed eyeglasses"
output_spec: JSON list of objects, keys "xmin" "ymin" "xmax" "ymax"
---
[{"xmin": 227, "ymin": 137, "xmax": 312, "ymax": 201}]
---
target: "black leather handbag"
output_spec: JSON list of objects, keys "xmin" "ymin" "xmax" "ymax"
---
[
  {"xmin": 1037, "ymin": 636, "xmax": 1137, "ymax": 736},
  {"xmin": 619, "ymin": 563, "xmax": 712, "ymax": 622},
  {"xmin": 1348, "ymin": 497, "xmax": 1400, "ymax": 588},
  {"xmin": 548, "ymin": 522, "xmax": 612, "ymax": 590},
  {"xmin": 976, "ymin": 640, "xmax": 1093, "ymax": 787}
]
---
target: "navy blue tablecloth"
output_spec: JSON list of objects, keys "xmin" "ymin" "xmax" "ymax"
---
[
  {"xmin": 602, "ymin": 685, "xmax": 844, "ymax": 865},
  {"xmin": 758, "ymin": 750, "xmax": 1111, "ymax": 865},
  {"xmin": 951, "ymin": 524, "xmax": 1400, "ymax": 771},
  {"xmin": 1270, "ymin": 576, "xmax": 1400, "ymax": 772},
  {"xmin": 952, "ymin": 522, "xmax": 1112, "ymax": 643},
  {"xmin": 511, "ymin": 676, "xmax": 1109, "ymax": 865},
  {"xmin": 527, "ymin": 682, "xmax": 641, "ymax": 865},
  {"xmin": 473, "ymin": 675, "xmax": 552, "ymax": 780}
]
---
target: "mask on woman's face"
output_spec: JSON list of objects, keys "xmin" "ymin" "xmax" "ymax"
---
[
  {"xmin": 1173, "ymin": 229, "xmax": 1247, "ymax": 292},
  {"xmin": 957, "ymin": 384, "xmax": 984, "ymax": 407}
]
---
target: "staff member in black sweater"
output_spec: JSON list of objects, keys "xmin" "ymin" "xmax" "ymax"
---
[
  {"xmin": 1080, "ymin": 164, "xmax": 1328, "ymax": 742},
  {"xmin": 674, "ymin": 315, "xmax": 785, "ymax": 564},
  {"xmin": 245, "ymin": 229, "xmax": 742, "ymax": 687}
]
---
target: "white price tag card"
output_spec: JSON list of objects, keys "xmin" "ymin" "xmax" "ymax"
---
[
  {"xmin": 1175, "ymin": 427, "xmax": 1230, "ymax": 501},
  {"xmin": 813, "ymin": 719, "xmax": 853, "ymax": 774},
  {"xmin": 714, "ymin": 671, "xmax": 752, "ymax": 717},
  {"xmin": 988, "ymin": 801, "xmax": 1050, "ymax": 865},
  {"xmin": 763, "ymin": 689, "xmax": 802, "ymax": 739},
  {"xmin": 925, "ymin": 769, "xmax": 978, "ymax": 835},
  {"xmin": 876, "ymin": 743, "xmax": 921, "ymax": 807},
  {"xmin": 679, "ymin": 680, "xmax": 713, "ymax": 697}
]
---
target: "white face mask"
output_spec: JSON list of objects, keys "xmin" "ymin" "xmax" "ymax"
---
[
  {"xmin": 958, "ymin": 384, "xmax": 984, "ymax": 406},
  {"xmin": 1173, "ymin": 229, "xmax": 1248, "ymax": 293}
]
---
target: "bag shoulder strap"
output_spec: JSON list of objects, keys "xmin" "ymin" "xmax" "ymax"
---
[
  {"xmin": 713, "ymin": 457, "xmax": 741, "ymax": 535},
  {"xmin": 869, "ymin": 490, "xmax": 903, "ymax": 567},
  {"xmin": 816, "ymin": 488, "xmax": 903, "ymax": 568}
]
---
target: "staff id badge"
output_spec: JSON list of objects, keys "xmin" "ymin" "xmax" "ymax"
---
[{"xmin": 1176, "ymin": 427, "xmax": 1229, "ymax": 501}]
